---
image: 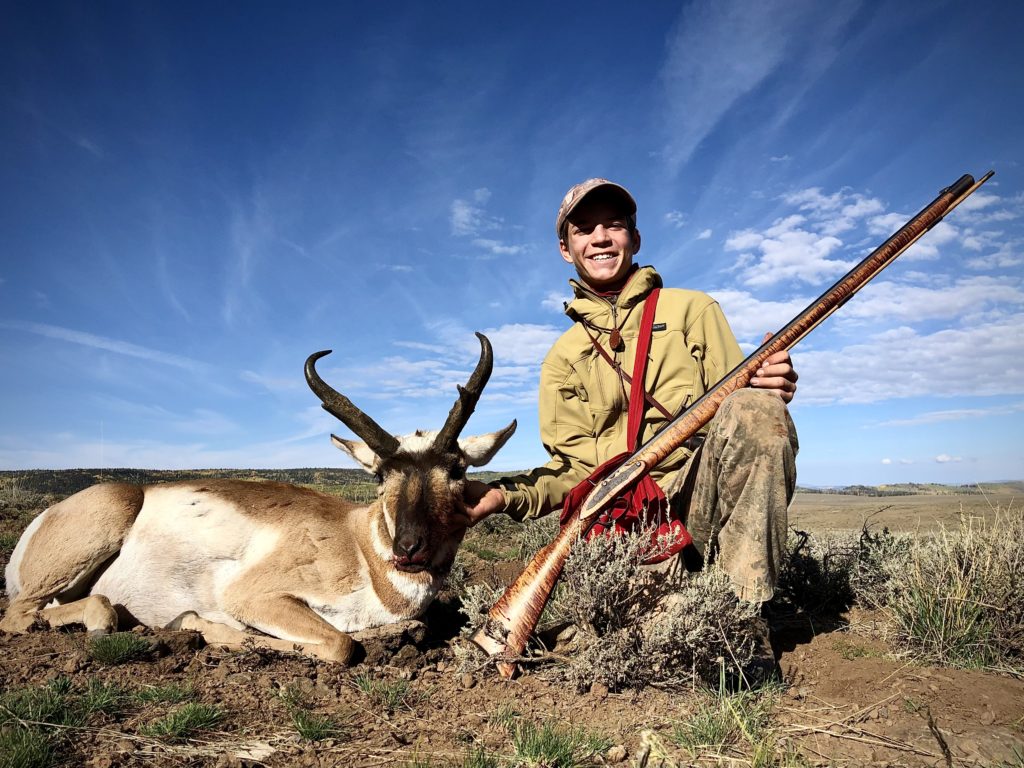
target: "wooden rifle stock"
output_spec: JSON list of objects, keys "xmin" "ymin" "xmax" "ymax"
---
[{"xmin": 473, "ymin": 171, "xmax": 993, "ymax": 677}]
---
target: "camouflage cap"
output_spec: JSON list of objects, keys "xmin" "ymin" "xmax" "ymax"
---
[{"xmin": 555, "ymin": 178, "xmax": 637, "ymax": 237}]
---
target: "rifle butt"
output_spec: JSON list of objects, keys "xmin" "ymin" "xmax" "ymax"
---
[{"xmin": 471, "ymin": 512, "xmax": 584, "ymax": 677}]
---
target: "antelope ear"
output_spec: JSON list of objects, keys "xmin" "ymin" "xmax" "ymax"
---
[
  {"xmin": 331, "ymin": 435, "xmax": 381, "ymax": 474},
  {"xmin": 459, "ymin": 420, "xmax": 517, "ymax": 467}
]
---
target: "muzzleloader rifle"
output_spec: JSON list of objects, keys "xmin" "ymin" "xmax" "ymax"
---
[{"xmin": 473, "ymin": 170, "xmax": 994, "ymax": 678}]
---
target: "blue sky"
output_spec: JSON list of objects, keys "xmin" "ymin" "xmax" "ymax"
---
[{"xmin": 2, "ymin": 1, "xmax": 1022, "ymax": 486}]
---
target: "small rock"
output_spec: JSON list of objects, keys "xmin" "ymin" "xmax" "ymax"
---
[
  {"xmin": 980, "ymin": 708, "xmax": 997, "ymax": 726},
  {"xmin": 64, "ymin": 652, "xmax": 87, "ymax": 674},
  {"xmin": 131, "ymin": 624, "xmax": 148, "ymax": 634},
  {"xmin": 460, "ymin": 673, "xmax": 477, "ymax": 689},
  {"xmin": 605, "ymin": 745, "xmax": 628, "ymax": 763},
  {"xmin": 589, "ymin": 682, "xmax": 609, "ymax": 699},
  {"xmin": 878, "ymin": 706, "xmax": 889, "ymax": 718},
  {"xmin": 88, "ymin": 756, "xmax": 114, "ymax": 768},
  {"xmin": 436, "ymin": 661, "xmax": 447, "ymax": 673}
]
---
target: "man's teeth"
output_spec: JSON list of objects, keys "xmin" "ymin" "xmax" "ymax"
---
[{"xmin": 592, "ymin": 254, "xmax": 616, "ymax": 261}]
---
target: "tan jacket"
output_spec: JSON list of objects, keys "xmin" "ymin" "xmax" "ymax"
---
[{"xmin": 500, "ymin": 266, "xmax": 744, "ymax": 520}]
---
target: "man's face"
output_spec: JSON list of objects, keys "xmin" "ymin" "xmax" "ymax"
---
[{"xmin": 559, "ymin": 198, "xmax": 640, "ymax": 291}]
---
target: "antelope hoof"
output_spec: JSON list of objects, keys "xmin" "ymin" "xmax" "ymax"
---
[
  {"xmin": 165, "ymin": 611, "xmax": 201, "ymax": 632},
  {"xmin": 0, "ymin": 609, "xmax": 39, "ymax": 634}
]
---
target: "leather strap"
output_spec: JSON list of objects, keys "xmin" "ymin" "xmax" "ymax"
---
[
  {"xmin": 581, "ymin": 305, "xmax": 673, "ymax": 422},
  {"xmin": 626, "ymin": 288, "xmax": 660, "ymax": 451}
]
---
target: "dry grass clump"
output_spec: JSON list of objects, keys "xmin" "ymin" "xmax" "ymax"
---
[
  {"xmin": 546, "ymin": 528, "xmax": 761, "ymax": 691},
  {"xmin": 867, "ymin": 507, "xmax": 1024, "ymax": 669}
]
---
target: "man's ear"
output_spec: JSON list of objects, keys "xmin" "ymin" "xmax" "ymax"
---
[
  {"xmin": 559, "ymin": 238, "xmax": 573, "ymax": 264},
  {"xmin": 631, "ymin": 228, "xmax": 641, "ymax": 256}
]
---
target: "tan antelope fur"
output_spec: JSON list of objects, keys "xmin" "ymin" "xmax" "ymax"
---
[{"xmin": 1, "ymin": 334, "xmax": 515, "ymax": 663}]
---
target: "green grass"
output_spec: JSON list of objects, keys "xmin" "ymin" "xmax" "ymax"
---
[
  {"xmin": 488, "ymin": 703, "xmax": 520, "ymax": 732},
  {"xmin": 672, "ymin": 686, "xmax": 779, "ymax": 760},
  {"xmin": 0, "ymin": 677, "xmax": 77, "ymax": 728},
  {"xmin": 86, "ymin": 632, "xmax": 152, "ymax": 665},
  {"xmin": 353, "ymin": 674, "xmax": 413, "ymax": 712},
  {"xmin": 400, "ymin": 750, "xmax": 499, "ymax": 768},
  {"xmin": 139, "ymin": 702, "xmax": 223, "ymax": 741},
  {"xmin": 132, "ymin": 682, "xmax": 196, "ymax": 705},
  {"xmin": 277, "ymin": 683, "xmax": 348, "ymax": 742},
  {"xmin": 0, "ymin": 727, "xmax": 54, "ymax": 768},
  {"xmin": 510, "ymin": 719, "xmax": 611, "ymax": 768},
  {"xmin": 289, "ymin": 708, "xmax": 347, "ymax": 741},
  {"xmin": 79, "ymin": 679, "xmax": 128, "ymax": 718},
  {"xmin": 0, "ymin": 677, "xmax": 130, "ymax": 768},
  {"xmin": 871, "ymin": 509, "xmax": 1024, "ymax": 669}
]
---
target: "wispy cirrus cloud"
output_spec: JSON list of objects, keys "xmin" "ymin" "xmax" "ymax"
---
[
  {"xmin": 659, "ymin": 0, "xmax": 860, "ymax": 169},
  {"xmin": 1, "ymin": 320, "xmax": 206, "ymax": 372},
  {"xmin": 875, "ymin": 401, "xmax": 1024, "ymax": 428},
  {"xmin": 450, "ymin": 188, "xmax": 525, "ymax": 257}
]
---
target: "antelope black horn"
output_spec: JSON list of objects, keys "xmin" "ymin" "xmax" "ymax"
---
[
  {"xmin": 432, "ymin": 333, "xmax": 493, "ymax": 452},
  {"xmin": 305, "ymin": 350, "xmax": 400, "ymax": 459}
]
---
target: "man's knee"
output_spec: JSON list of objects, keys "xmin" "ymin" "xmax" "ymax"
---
[{"xmin": 716, "ymin": 389, "xmax": 798, "ymax": 455}]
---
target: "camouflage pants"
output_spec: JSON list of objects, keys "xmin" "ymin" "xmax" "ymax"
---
[{"xmin": 660, "ymin": 388, "xmax": 799, "ymax": 603}]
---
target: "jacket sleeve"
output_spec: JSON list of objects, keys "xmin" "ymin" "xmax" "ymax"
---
[{"xmin": 496, "ymin": 352, "xmax": 596, "ymax": 521}]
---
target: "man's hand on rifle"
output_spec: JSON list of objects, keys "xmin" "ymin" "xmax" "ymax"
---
[
  {"xmin": 457, "ymin": 480, "xmax": 506, "ymax": 526},
  {"xmin": 750, "ymin": 331, "xmax": 799, "ymax": 403}
]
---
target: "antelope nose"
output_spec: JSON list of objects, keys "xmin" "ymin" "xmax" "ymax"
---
[{"xmin": 395, "ymin": 534, "xmax": 425, "ymax": 561}]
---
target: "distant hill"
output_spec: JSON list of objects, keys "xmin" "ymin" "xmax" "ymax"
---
[
  {"xmin": 795, "ymin": 481, "xmax": 1024, "ymax": 497},
  {"xmin": 1, "ymin": 468, "xmax": 1020, "ymax": 501},
  {"xmin": 0, "ymin": 467, "xmax": 513, "ymax": 499}
]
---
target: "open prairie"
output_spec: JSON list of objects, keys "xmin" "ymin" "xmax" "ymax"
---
[
  {"xmin": 1, "ymin": 472, "xmax": 1021, "ymax": 767},
  {"xmin": 789, "ymin": 488, "xmax": 1020, "ymax": 533}
]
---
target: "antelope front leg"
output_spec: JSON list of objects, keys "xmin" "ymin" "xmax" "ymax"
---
[{"xmin": 177, "ymin": 594, "xmax": 356, "ymax": 664}]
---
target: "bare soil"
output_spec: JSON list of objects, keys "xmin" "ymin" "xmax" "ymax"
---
[{"xmin": 2, "ymin": 489, "xmax": 1022, "ymax": 766}]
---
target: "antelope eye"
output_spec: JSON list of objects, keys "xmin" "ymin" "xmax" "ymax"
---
[
  {"xmin": 448, "ymin": 464, "xmax": 465, "ymax": 481},
  {"xmin": 373, "ymin": 471, "xmax": 384, "ymax": 484}
]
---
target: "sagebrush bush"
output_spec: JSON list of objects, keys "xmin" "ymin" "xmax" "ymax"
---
[
  {"xmin": 548, "ymin": 528, "xmax": 762, "ymax": 691},
  {"xmin": 774, "ymin": 529, "xmax": 858, "ymax": 618},
  {"xmin": 868, "ymin": 507, "xmax": 1024, "ymax": 668}
]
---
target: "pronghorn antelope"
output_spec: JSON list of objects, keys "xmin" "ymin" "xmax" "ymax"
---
[{"xmin": 1, "ymin": 334, "xmax": 515, "ymax": 663}]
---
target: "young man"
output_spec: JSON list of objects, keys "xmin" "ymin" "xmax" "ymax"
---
[{"xmin": 463, "ymin": 179, "xmax": 799, "ymax": 604}]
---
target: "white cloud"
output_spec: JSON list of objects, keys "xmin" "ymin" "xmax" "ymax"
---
[
  {"xmin": 472, "ymin": 238, "xmax": 526, "ymax": 256},
  {"xmin": 725, "ymin": 215, "xmax": 852, "ymax": 287},
  {"xmin": 450, "ymin": 188, "xmax": 502, "ymax": 237},
  {"xmin": 881, "ymin": 458, "xmax": 892, "ymax": 465},
  {"xmin": 665, "ymin": 211, "xmax": 687, "ymax": 228},
  {"xmin": 541, "ymin": 291, "xmax": 569, "ymax": 313},
  {"xmin": 935, "ymin": 454, "xmax": 962, "ymax": 464},
  {"xmin": 866, "ymin": 215, "xmax": 958, "ymax": 260},
  {"xmin": 697, "ymin": 228, "xmax": 713, "ymax": 240},
  {"xmin": 794, "ymin": 314, "xmax": 1024, "ymax": 405},
  {"xmin": 832, "ymin": 275, "xmax": 1024, "ymax": 325},
  {"xmin": 876, "ymin": 401, "xmax": 1024, "ymax": 427},
  {"xmin": 710, "ymin": 289, "xmax": 811, "ymax": 343}
]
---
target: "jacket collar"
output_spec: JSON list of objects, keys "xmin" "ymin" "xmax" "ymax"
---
[{"xmin": 565, "ymin": 265, "xmax": 663, "ymax": 320}]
